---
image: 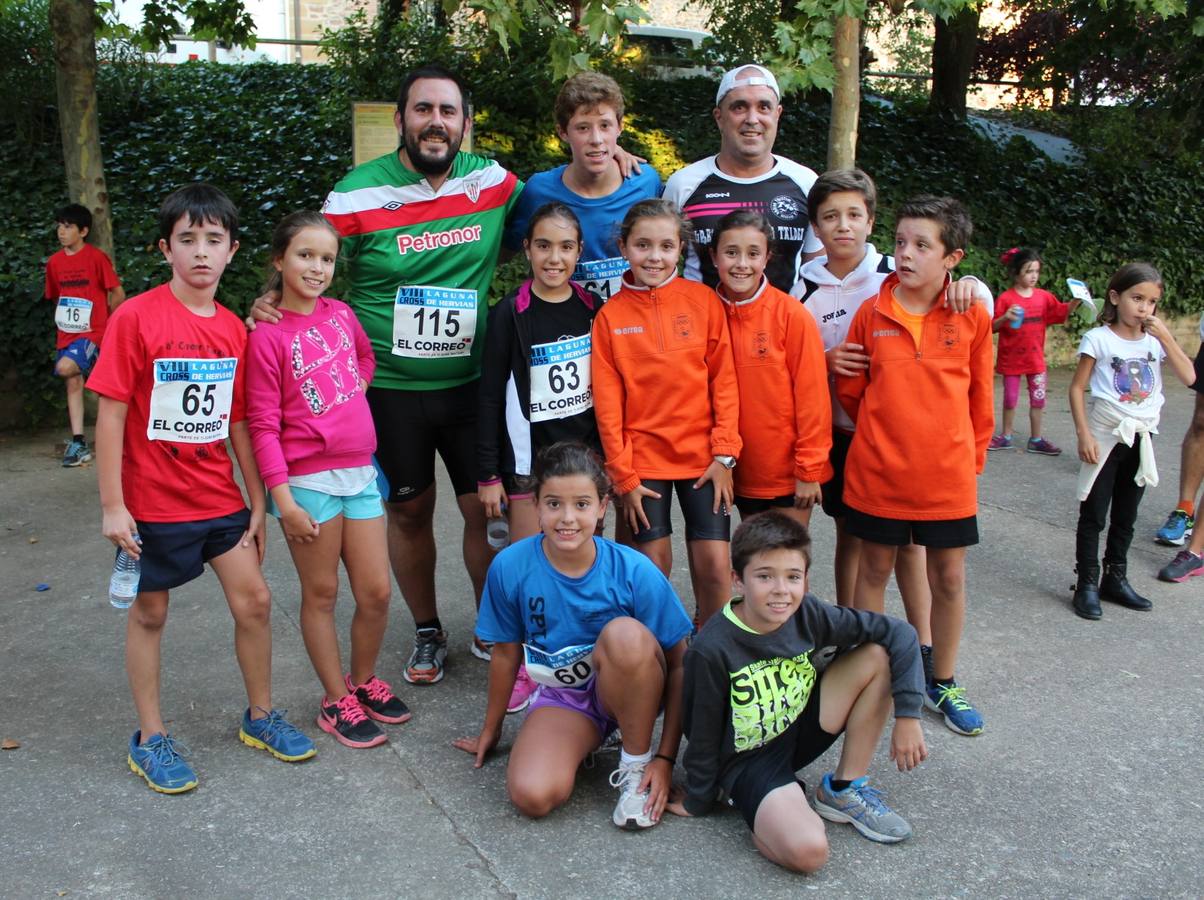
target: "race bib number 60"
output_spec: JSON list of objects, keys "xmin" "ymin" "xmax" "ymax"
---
[
  {"xmin": 148, "ymin": 357, "xmax": 237, "ymax": 443},
  {"xmin": 55, "ymin": 296, "xmax": 93, "ymax": 334},
  {"xmin": 523, "ymin": 643, "xmax": 596, "ymax": 690},
  {"xmin": 392, "ymin": 285, "xmax": 478, "ymax": 359}
]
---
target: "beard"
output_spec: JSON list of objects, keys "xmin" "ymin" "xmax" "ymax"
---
[{"xmin": 402, "ymin": 124, "xmax": 463, "ymax": 176}]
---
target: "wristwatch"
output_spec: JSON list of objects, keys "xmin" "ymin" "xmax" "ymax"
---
[{"xmin": 714, "ymin": 455, "xmax": 737, "ymax": 469}]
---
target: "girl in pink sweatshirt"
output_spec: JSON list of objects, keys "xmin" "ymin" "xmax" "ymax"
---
[{"xmin": 247, "ymin": 211, "xmax": 409, "ymax": 749}]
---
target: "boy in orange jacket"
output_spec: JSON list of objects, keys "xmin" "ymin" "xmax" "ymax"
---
[{"xmin": 835, "ymin": 196, "xmax": 992, "ymax": 737}]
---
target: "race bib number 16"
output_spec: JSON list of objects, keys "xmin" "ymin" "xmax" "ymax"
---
[
  {"xmin": 392, "ymin": 285, "xmax": 478, "ymax": 359},
  {"xmin": 148, "ymin": 357, "xmax": 237, "ymax": 443},
  {"xmin": 55, "ymin": 296, "xmax": 93, "ymax": 334}
]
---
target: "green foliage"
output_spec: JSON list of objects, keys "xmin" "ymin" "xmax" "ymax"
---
[
  {"xmin": 0, "ymin": 0, "xmax": 55, "ymax": 144},
  {"xmin": 3, "ymin": 2, "xmax": 1204, "ymax": 427}
]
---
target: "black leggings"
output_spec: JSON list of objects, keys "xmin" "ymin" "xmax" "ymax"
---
[{"xmin": 1075, "ymin": 437, "xmax": 1145, "ymax": 571}]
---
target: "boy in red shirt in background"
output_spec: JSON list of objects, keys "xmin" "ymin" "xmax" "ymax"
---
[
  {"xmin": 836, "ymin": 196, "xmax": 993, "ymax": 738},
  {"xmin": 44, "ymin": 203, "xmax": 123, "ymax": 466},
  {"xmin": 88, "ymin": 184, "xmax": 315, "ymax": 794}
]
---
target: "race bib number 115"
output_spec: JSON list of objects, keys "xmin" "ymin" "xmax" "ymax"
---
[
  {"xmin": 148, "ymin": 357, "xmax": 237, "ymax": 443},
  {"xmin": 392, "ymin": 285, "xmax": 478, "ymax": 359}
]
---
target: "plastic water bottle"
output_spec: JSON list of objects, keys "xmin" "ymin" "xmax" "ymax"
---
[
  {"xmin": 109, "ymin": 536, "xmax": 141, "ymax": 609},
  {"xmin": 486, "ymin": 513, "xmax": 510, "ymax": 550},
  {"xmin": 1009, "ymin": 305, "xmax": 1025, "ymax": 329}
]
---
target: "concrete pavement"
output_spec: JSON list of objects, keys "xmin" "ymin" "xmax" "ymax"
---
[{"xmin": 2, "ymin": 367, "xmax": 1201, "ymax": 898}]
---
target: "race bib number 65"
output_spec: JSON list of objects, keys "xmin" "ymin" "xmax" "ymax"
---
[
  {"xmin": 523, "ymin": 643, "xmax": 596, "ymax": 690},
  {"xmin": 148, "ymin": 357, "xmax": 237, "ymax": 443},
  {"xmin": 393, "ymin": 285, "xmax": 478, "ymax": 359}
]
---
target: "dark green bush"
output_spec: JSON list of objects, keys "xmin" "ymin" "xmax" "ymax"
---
[{"xmin": 2, "ymin": 12, "xmax": 1202, "ymax": 428}]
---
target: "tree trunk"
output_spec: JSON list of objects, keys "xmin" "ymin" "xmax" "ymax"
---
[
  {"xmin": 928, "ymin": 6, "xmax": 980, "ymax": 120},
  {"xmin": 827, "ymin": 15, "xmax": 860, "ymax": 169},
  {"xmin": 49, "ymin": 0, "xmax": 113, "ymax": 258}
]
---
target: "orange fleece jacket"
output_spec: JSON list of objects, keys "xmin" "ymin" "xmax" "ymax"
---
[
  {"xmin": 722, "ymin": 280, "xmax": 833, "ymax": 498},
  {"xmin": 835, "ymin": 273, "xmax": 994, "ymax": 520},
  {"xmin": 592, "ymin": 273, "xmax": 742, "ymax": 494}
]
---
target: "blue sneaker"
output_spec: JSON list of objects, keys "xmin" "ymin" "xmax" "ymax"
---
[
  {"xmin": 814, "ymin": 774, "xmax": 912, "ymax": 843},
  {"xmin": 1155, "ymin": 509, "xmax": 1194, "ymax": 547},
  {"xmin": 238, "ymin": 708, "xmax": 316, "ymax": 762},
  {"xmin": 61, "ymin": 439, "xmax": 93, "ymax": 467},
  {"xmin": 128, "ymin": 731, "xmax": 198, "ymax": 794},
  {"xmin": 924, "ymin": 681, "xmax": 984, "ymax": 736}
]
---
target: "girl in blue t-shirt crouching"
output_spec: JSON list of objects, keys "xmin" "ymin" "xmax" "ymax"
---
[{"xmin": 454, "ymin": 441, "xmax": 692, "ymax": 829}]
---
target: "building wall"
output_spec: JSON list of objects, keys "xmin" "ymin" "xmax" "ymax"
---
[{"xmin": 295, "ymin": 0, "xmax": 379, "ymax": 62}]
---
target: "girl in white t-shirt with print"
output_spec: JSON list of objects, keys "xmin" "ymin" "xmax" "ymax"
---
[{"xmin": 1068, "ymin": 262, "xmax": 1197, "ymax": 620}]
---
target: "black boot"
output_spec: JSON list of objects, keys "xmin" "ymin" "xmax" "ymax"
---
[
  {"xmin": 1100, "ymin": 561, "xmax": 1153, "ymax": 611},
  {"xmin": 1071, "ymin": 564, "xmax": 1102, "ymax": 620}
]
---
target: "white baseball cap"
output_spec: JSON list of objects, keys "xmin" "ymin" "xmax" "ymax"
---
[{"xmin": 715, "ymin": 64, "xmax": 781, "ymax": 105}]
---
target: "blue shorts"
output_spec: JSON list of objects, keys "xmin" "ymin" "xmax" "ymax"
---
[
  {"xmin": 267, "ymin": 480, "xmax": 383, "ymax": 525},
  {"xmin": 526, "ymin": 678, "xmax": 617, "ymax": 742},
  {"xmin": 54, "ymin": 338, "xmax": 99, "ymax": 375},
  {"xmin": 132, "ymin": 509, "xmax": 251, "ymax": 593}
]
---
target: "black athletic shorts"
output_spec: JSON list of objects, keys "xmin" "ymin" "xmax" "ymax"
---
[
  {"xmin": 820, "ymin": 429, "xmax": 854, "ymax": 519},
  {"xmin": 734, "ymin": 494, "xmax": 795, "ymax": 518},
  {"xmin": 634, "ymin": 478, "xmax": 731, "ymax": 543},
  {"xmin": 367, "ymin": 381, "xmax": 478, "ymax": 502},
  {"xmin": 133, "ymin": 509, "xmax": 251, "ymax": 592},
  {"xmin": 726, "ymin": 687, "xmax": 842, "ymax": 830},
  {"xmin": 844, "ymin": 507, "xmax": 979, "ymax": 548},
  {"xmin": 1193, "ymin": 345, "xmax": 1204, "ymax": 396}
]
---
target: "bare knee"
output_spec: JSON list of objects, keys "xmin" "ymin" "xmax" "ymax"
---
[
  {"xmin": 929, "ymin": 563, "xmax": 964, "ymax": 600},
  {"xmin": 131, "ymin": 599, "xmax": 168, "ymax": 631},
  {"xmin": 776, "ymin": 834, "xmax": 830, "ymax": 874},
  {"xmin": 55, "ymin": 359, "xmax": 80, "ymax": 379},
  {"xmin": 597, "ymin": 617, "xmax": 656, "ymax": 666},
  {"xmin": 232, "ymin": 583, "xmax": 272, "ymax": 625},
  {"xmin": 507, "ymin": 775, "xmax": 570, "ymax": 819}
]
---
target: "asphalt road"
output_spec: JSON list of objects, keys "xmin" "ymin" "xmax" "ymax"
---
[{"xmin": 2, "ymin": 367, "xmax": 1201, "ymax": 899}]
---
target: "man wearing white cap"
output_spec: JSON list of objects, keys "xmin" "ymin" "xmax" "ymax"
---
[{"xmin": 664, "ymin": 64, "xmax": 822, "ymax": 292}]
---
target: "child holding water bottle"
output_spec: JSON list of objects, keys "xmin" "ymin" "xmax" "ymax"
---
[{"xmin": 989, "ymin": 247, "xmax": 1081, "ymax": 455}]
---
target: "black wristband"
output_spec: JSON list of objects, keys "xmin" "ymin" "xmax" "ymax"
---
[{"xmin": 654, "ymin": 753, "xmax": 676, "ymax": 765}]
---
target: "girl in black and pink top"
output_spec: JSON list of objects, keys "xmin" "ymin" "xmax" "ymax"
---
[{"xmin": 477, "ymin": 202, "xmax": 603, "ymax": 712}]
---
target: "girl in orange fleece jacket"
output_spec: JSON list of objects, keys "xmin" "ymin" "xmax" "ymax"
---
[
  {"xmin": 711, "ymin": 209, "xmax": 832, "ymax": 524},
  {"xmin": 592, "ymin": 199, "xmax": 742, "ymax": 625}
]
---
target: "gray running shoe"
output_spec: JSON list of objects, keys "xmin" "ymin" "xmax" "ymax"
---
[{"xmin": 814, "ymin": 773, "xmax": 912, "ymax": 843}]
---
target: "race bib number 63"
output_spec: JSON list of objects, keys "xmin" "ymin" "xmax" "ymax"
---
[{"xmin": 148, "ymin": 357, "xmax": 237, "ymax": 443}]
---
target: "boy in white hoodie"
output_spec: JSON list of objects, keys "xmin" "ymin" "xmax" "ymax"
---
[{"xmin": 790, "ymin": 170, "xmax": 990, "ymax": 714}]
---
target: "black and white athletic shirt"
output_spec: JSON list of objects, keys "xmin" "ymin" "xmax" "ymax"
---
[{"xmin": 663, "ymin": 155, "xmax": 823, "ymax": 292}]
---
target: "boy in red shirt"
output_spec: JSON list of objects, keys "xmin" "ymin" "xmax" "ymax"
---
[
  {"xmin": 835, "ymin": 196, "xmax": 993, "ymax": 737},
  {"xmin": 87, "ymin": 184, "xmax": 315, "ymax": 794},
  {"xmin": 44, "ymin": 204, "xmax": 123, "ymax": 466}
]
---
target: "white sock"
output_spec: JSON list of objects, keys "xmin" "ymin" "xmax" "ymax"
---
[{"xmin": 620, "ymin": 748, "xmax": 653, "ymax": 769}]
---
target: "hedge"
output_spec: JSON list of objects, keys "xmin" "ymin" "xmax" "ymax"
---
[{"xmin": 2, "ymin": 46, "xmax": 1202, "ymax": 427}]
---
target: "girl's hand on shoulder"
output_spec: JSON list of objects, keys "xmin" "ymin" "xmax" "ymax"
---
[
  {"xmin": 1077, "ymin": 433, "xmax": 1100, "ymax": 465},
  {"xmin": 827, "ymin": 342, "xmax": 869, "ymax": 376},
  {"xmin": 280, "ymin": 504, "xmax": 319, "ymax": 544},
  {"xmin": 889, "ymin": 717, "xmax": 928, "ymax": 772},
  {"xmin": 452, "ymin": 724, "xmax": 500, "ymax": 769},
  {"xmin": 623, "ymin": 484, "xmax": 660, "ymax": 532},
  {"xmin": 664, "ymin": 783, "xmax": 693, "ymax": 818},
  {"xmin": 695, "ymin": 461, "xmax": 733, "ymax": 514},
  {"xmin": 794, "ymin": 480, "xmax": 821, "ymax": 509},
  {"xmin": 640, "ymin": 756, "xmax": 674, "ymax": 822},
  {"xmin": 243, "ymin": 289, "xmax": 283, "ymax": 331},
  {"xmin": 478, "ymin": 481, "xmax": 508, "ymax": 519}
]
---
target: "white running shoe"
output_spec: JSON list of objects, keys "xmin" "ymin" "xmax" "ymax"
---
[{"xmin": 609, "ymin": 761, "xmax": 656, "ymax": 830}]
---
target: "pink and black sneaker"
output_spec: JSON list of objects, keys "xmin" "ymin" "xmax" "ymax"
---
[
  {"xmin": 317, "ymin": 693, "xmax": 387, "ymax": 748},
  {"xmin": 346, "ymin": 674, "xmax": 412, "ymax": 725},
  {"xmin": 506, "ymin": 665, "xmax": 538, "ymax": 714}
]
